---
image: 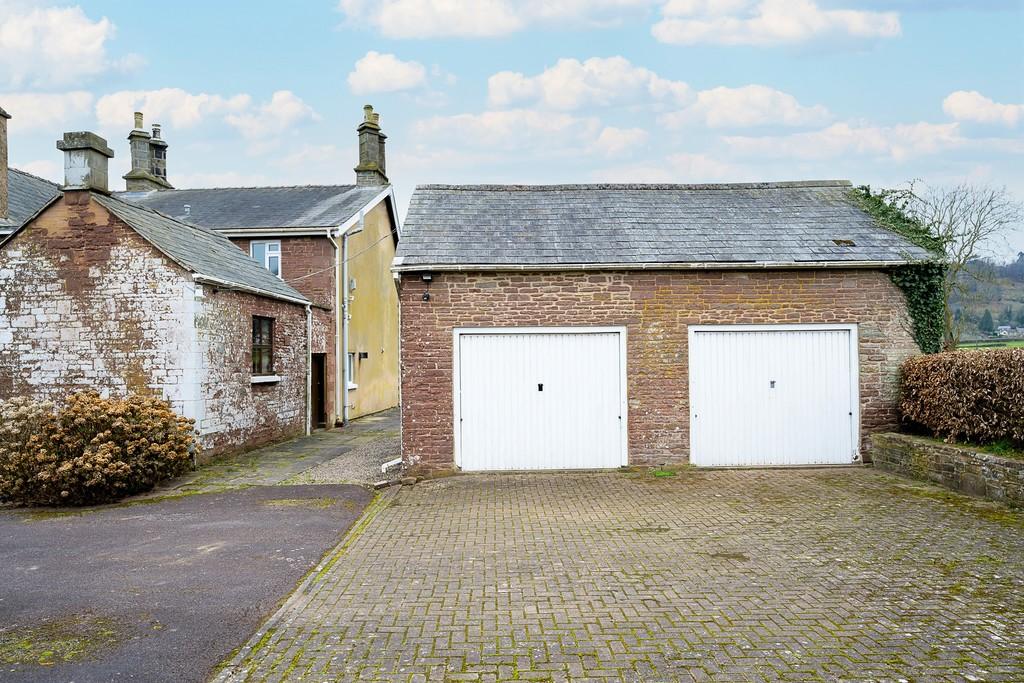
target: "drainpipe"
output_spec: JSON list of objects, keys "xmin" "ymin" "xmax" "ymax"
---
[
  {"xmin": 305, "ymin": 303, "xmax": 312, "ymax": 436},
  {"xmin": 340, "ymin": 212, "xmax": 365, "ymax": 425},
  {"xmin": 326, "ymin": 228, "xmax": 342, "ymax": 425}
]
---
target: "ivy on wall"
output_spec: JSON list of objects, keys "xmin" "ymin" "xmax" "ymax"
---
[{"xmin": 848, "ymin": 186, "xmax": 946, "ymax": 354}]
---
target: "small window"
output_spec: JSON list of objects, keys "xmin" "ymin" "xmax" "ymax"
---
[
  {"xmin": 252, "ymin": 316, "xmax": 274, "ymax": 375},
  {"xmin": 250, "ymin": 240, "xmax": 282, "ymax": 278},
  {"xmin": 347, "ymin": 352, "xmax": 358, "ymax": 389}
]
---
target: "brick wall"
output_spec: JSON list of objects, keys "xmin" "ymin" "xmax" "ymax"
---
[
  {"xmin": 399, "ymin": 269, "xmax": 920, "ymax": 471},
  {"xmin": 870, "ymin": 433, "xmax": 1024, "ymax": 506},
  {"xmin": 195, "ymin": 287, "xmax": 308, "ymax": 457},
  {"xmin": 0, "ymin": 192, "xmax": 310, "ymax": 460},
  {"xmin": 232, "ymin": 235, "xmax": 337, "ymax": 424}
]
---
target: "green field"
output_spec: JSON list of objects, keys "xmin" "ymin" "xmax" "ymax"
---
[{"xmin": 959, "ymin": 340, "xmax": 1024, "ymax": 350}]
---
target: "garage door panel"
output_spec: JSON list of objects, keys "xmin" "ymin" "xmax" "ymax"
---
[
  {"xmin": 690, "ymin": 327, "xmax": 857, "ymax": 467},
  {"xmin": 457, "ymin": 330, "xmax": 624, "ymax": 471}
]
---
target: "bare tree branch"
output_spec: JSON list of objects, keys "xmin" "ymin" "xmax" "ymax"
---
[{"xmin": 892, "ymin": 183, "xmax": 1022, "ymax": 349}]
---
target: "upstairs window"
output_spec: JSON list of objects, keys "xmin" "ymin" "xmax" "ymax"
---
[
  {"xmin": 250, "ymin": 241, "xmax": 281, "ymax": 278},
  {"xmin": 252, "ymin": 316, "xmax": 274, "ymax": 375}
]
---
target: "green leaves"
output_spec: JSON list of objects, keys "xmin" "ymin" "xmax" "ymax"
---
[{"xmin": 848, "ymin": 186, "xmax": 946, "ymax": 354}]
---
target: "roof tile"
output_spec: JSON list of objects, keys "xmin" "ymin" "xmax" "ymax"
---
[{"xmin": 396, "ymin": 182, "xmax": 934, "ymax": 267}]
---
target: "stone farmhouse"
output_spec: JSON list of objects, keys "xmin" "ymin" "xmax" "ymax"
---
[{"xmin": 0, "ymin": 105, "xmax": 400, "ymax": 458}]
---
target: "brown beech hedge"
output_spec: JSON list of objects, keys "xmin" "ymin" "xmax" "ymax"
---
[
  {"xmin": 899, "ymin": 349, "xmax": 1024, "ymax": 446},
  {"xmin": 0, "ymin": 392, "xmax": 196, "ymax": 506}
]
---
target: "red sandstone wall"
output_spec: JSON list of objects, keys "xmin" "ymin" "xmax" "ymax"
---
[
  {"xmin": 231, "ymin": 235, "xmax": 337, "ymax": 424},
  {"xmin": 399, "ymin": 270, "xmax": 920, "ymax": 470},
  {"xmin": 195, "ymin": 287, "xmax": 309, "ymax": 458}
]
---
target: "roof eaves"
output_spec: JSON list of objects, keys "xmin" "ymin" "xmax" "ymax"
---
[
  {"xmin": 0, "ymin": 191, "xmax": 63, "ymax": 248},
  {"xmin": 391, "ymin": 258, "xmax": 916, "ymax": 273},
  {"xmin": 332, "ymin": 184, "xmax": 401, "ymax": 243},
  {"xmin": 94, "ymin": 194, "xmax": 311, "ymax": 306},
  {"xmin": 414, "ymin": 180, "xmax": 854, "ymax": 192}
]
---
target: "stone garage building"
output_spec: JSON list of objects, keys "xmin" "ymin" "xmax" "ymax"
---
[
  {"xmin": 394, "ymin": 182, "xmax": 933, "ymax": 473},
  {"xmin": 0, "ymin": 132, "xmax": 316, "ymax": 458}
]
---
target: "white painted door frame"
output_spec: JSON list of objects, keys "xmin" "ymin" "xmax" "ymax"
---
[
  {"xmin": 453, "ymin": 326, "xmax": 629, "ymax": 470},
  {"xmin": 687, "ymin": 323, "xmax": 861, "ymax": 466}
]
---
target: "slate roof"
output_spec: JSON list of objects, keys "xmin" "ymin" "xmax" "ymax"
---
[
  {"xmin": 115, "ymin": 185, "xmax": 386, "ymax": 230},
  {"xmin": 395, "ymin": 181, "xmax": 935, "ymax": 269},
  {"xmin": 0, "ymin": 168, "xmax": 62, "ymax": 232},
  {"xmin": 94, "ymin": 194, "xmax": 309, "ymax": 304}
]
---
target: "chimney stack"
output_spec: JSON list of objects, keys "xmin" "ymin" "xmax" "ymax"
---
[
  {"xmin": 354, "ymin": 104, "xmax": 388, "ymax": 186},
  {"xmin": 149, "ymin": 123, "xmax": 169, "ymax": 182},
  {"xmin": 0, "ymin": 106, "xmax": 10, "ymax": 220},
  {"xmin": 57, "ymin": 131, "xmax": 114, "ymax": 193},
  {"xmin": 123, "ymin": 111, "xmax": 172, "ymax": 191}
]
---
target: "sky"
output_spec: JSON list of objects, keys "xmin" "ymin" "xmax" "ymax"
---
[{"xmin": 2, "ymin": 0, "xmax": 1023, "ymax": 258}]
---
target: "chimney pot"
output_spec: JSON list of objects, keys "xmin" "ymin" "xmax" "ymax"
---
[
  {"xmin": 56, "ymin": 131, "xmax": 114, "ymax": 194},
  {"xmin": 124, "ymin": 111, "xmax": 172, "ymax": 191}
]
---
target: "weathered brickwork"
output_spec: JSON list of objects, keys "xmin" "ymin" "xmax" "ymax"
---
[
  {"xmin": 871, "ymin": 432, "xmax": 1024, "ymax": 506},
  {"xmin": 195, "ymin": 288, "xmax": 308, "ymax": 458},
  {"xmin": 0, "ymin": 192, "xmax": 309, "ymax": 460},
  {"xmin": 232, "ymin": 236, "xmax": 337, "ymax": 424},
  {"xmin": 0, "ymin": 192, "xmax": 195, "ymax": 401},
  {"xmin": 400, "ymin": 269, "xmax": 920, "ymax": 471}
]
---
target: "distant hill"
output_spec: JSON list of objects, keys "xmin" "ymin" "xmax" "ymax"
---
[{"xmin": 952, "ymin": 252, "xmax": 1024, "ymax": 340}]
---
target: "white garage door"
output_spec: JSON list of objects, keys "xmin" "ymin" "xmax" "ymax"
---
[
  {"xmin": 455, "ymin": 329, "xmax": 627, "ymax": 471},
  {"xmin": 689, "ymin": 325, "xmax": 859, "ymax": 467}
]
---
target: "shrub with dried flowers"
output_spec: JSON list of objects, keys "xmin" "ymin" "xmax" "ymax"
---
[{"xmin": 0, "ymin": 392, "xmax": 196, "ymax": 506}]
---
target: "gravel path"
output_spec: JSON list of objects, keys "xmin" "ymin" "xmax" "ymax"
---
[{"xmin": 284, "ymin": 436, "xmax": 401, "ymax": 485}]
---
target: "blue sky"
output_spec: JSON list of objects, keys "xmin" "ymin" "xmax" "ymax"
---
[{"xmin": 3, "ymin": 0, "xmax": 1023, "ymax": 257}]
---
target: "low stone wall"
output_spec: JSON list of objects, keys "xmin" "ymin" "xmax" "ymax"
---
[{"xmin": 870, "ymin": 432, "xmax": 1024, "ymax": 506}]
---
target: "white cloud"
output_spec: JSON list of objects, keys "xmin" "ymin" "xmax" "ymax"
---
[
  {"xmin": 96, "ymin": 89, "xmax": 251, "ymax": 129},
  {"xmin": 652, "ymin": 0, "xmax": 901, "ymax": 46},
  {"xmin": 661, "ymin": 84, "xmax": 830, "ymax": 128},
  {"xmin": 489, "ymin": 58, "xmax": 827, "ymax": 129},
  {"xmin": 413, "ymin": 108, "xmax": 648, "ymax": 159},
  {"xmin": 414, "ymin": 109, "xmax": 602, "ymax": 150},
  {"xmin": 337, "ymin": 0, "xmax": 654, "ymax": 38},
  {"xmin": 0, "ymin": 91, "xmax": 94, "ymax": 131},
  {"xmin": 488, "ymin": 56, "xmax": 691, "ymax": 110},
  {"xmin": 225, "ymin": 91, "xmax": 321, "ymax": 139},
  {"xmin": 348, "ymin": 51, "xmax": 428, "ymax": 95},
  {"xmin": 95, "ymin": 89, "xmax": 320, "ymax": 141},
  {"xmin": 943, "ymin": 90, "xmax": 1023, "ymax": 127},
  {"xmin": 594, "ymin": 127, "xmax": 649, "ymax": 156},
  {"xmin": 725, "ymin": 121, "xmax": 964, "ymax": 161},
  {"xmin": 0, "ymin": 2, "xmax": 141, "ymax": 88}
]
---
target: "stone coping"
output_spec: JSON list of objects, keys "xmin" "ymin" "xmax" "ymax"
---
[{"xmin": 870, "ymin": 432, "xmax": 1023, "ymax": 507}]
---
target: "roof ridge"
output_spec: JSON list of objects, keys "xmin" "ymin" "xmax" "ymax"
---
[
  {"xmin": 10, "ymin": 167, "xmax": 62, "ymax": 188},
  {"xmin": 100, "ymin": 192, "xmax": 224, "ymax": 239},
  {"xmin": 415, "ymin": 181, "xmax": 852, "ymax": 192},
  {"xmin": 117, "ymin": 183, "xmax": 376, "ymax": 193}
]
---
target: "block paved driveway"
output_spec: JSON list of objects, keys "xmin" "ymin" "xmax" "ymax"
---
[{"xmin": 218, "ymin": 468, "xmax": 1024, "ymax": 683}]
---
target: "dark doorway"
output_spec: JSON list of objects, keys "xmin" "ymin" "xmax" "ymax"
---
[{"xmin": 311, "ymin": 353, "xmax": 327, "ymax": 428}]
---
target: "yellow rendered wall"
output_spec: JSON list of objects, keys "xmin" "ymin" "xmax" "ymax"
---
[{"xmin": 342, "ymin": 199, "xmax": 400, "ymax": 418}]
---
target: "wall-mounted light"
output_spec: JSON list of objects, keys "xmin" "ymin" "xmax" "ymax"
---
[{"xmin": 422, "ymin": 272, "xmax": 432, "ymax": 301}]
